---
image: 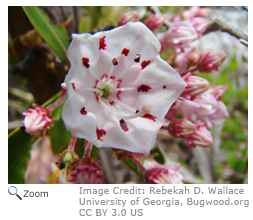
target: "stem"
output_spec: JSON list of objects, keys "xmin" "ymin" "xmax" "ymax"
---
[
  {"xmin": 46, "ymin": 90, "xmax": 67, "ymax": 111},
  {"xmin": 84, "ymin": 141, "xmax": 93, "ymax": 157},
  {"xmin": 131, "ymin": 154, "xmax": 147, "ymax": 173},
  {"xmin": 68, "ymin": 136, "xmax": 77, "ymax": 151}
]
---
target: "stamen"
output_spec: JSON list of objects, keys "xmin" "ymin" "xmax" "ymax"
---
[
  {"xmin": 112, "ymin": 58, "xmax": 118, "ymax": 66},
  {"xmin": 114, "ymin": 87, "xmax": 136, "ymax": 92},
  {"xmin": 134, "ymin": 54, "xmax": 141, "ymax": 63},
  {"xmin": 88, "ymin": 68, "xmax": 102, "ymax": 81},
  {"xmin": 82, "ymin": 57, "xmax": 90, "ymax": 68},
  {"xmin": 137, "ymin": 84, "xmax": 152, "ymax": 92},
  {"xmin": 80, "ymin": 107, "xmax": 88, "ymax": 115},
  {"xmin": 119, "ymin": 119, "xmax": 129, "ymax": 132}
]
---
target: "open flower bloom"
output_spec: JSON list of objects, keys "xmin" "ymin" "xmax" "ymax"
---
[{"xmin": 62, "ymin": 22, "xmax": 186, "ymax": 154}]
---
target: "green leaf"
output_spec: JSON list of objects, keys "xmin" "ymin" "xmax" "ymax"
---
[
  {"xmin": 48, "ymin": 117, "xmax": 72, "ymax": 154},
  {"xmin": 8, "ymin": 128, "xmax": 37, "ymax": 184},
  {"xmin": 22, "ymin": 6, "xmax": 69, "ymax": 64}
]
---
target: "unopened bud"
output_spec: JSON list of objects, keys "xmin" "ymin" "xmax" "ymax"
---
[
  {"xmin": 181, "ymin": 72, "xmax": 210, "ymax": 99},
  {"xmin": 208, "ymin": 85, "xmax": 228, "ymax": 100},
  {"xmin": 118, "ymin": 11, "xmax": 140, "ymax": 25},
  {"xmin": 22, "ymin": 104, "xmax": 53, "ymax": 136},
  {"xmin": 144, "ymin": 13, "xmax": 167, "ymax": 31},
  {"xmin": 169, "ymin": 118, "xmax": 196, "ymax": 138},
  {"xmin": 198, "ymin": 51, "xmax": 226, "ymax": 73},
  {"xmin": 144, "ymin": 162, "xmax": 183, "ymax": 184},
  {"xmin": 186, "ymin": 125, "xmax": 213, "ymax": 148}
]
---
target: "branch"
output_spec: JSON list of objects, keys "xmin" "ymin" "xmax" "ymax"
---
[{"xmin": 203, "ymin": 19, "xmax": 248, "ymax": 46}]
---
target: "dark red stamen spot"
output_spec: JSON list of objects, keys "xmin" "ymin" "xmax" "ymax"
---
[
  {"xmin": 112, "ymin": 58, "xmax": 118, "ymax": 66},
  {"xmin": 119, "ymin": 119, "xmax": 129, "ymax": 132},
  {"xmin": 142, "ymin": 113, "xmax": 156, "ymax": 122},
  {"xmin": 82, "ymin": 57, "xmax": 90, "ymax": 68},
  {"xmin": 137, "ymin": 84, "xmax": 152, "ymax": 92},
  {"xmin": 71, "ymin": 83, "xmax": 76, "ymax": 90},
  {"xmin": 163, "ymin": 85, "xmax": 167, "ymax": 89},
  {"xmin": 80, "ymin": 107, "xmax": 87, "ymax": 115},
  {"xmin": 99, "ymin": 36, "xmax": 106, "ymax": 50},
  {"xmin": 96, "ymin": 128, "xmax": 106, "ymax": 141},
  {"xmin": 134, "ymin": 54, "xmax": 141, "ymax": 63},
  {"xmin": 109, "ymin": 101, "xmax": 114, "ymax": 105},
  {"xmin": 121, "ymin": 48, "xmax": 130, "ymax": 56},
  {"xmin": 141, "ymin": 60, "xmax": 151, "ymax": 69}
]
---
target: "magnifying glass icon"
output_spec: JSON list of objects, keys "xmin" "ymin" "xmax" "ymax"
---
[{"xmin": 8, "ymin": 186, "xmax": 22, "ymax": 200}]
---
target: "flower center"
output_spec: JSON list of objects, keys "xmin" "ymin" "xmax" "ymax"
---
[{"xmin": 97, "ymin": 82, "xmax": 111, "ymax": 99}]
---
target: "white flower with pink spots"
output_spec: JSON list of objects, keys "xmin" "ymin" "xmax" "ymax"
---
[{"xmin": 62, "ymin": 22, "xmax": 186, "ymax": 154}]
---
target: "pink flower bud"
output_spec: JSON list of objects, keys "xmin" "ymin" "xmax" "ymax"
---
[
  {"xmin": 68, "ymin": 158, "xmax": 103, "ymax": 184},
  {"xmin": 168, "ymin": 118, "xmax": 196, "ymax": 138},
  {"xmin": 157, "ymin": 19, "xmax": 198, "ymax": 53},
  {"xmin": 22, "ymin": 104, "xmax": 53, "ymax": 136},
  {"xmin": 186, "ymin": 124, "xmax": 213, "ymax": 148},
  {"xmin": 144, "ymin": 161, "xmax": 183, "ymax": 184},
  {"xmin": 198, "ymin": 51, "xmax": 226, "ymax": 73},
  {"xmin": 190, "ymin": 17, "xmax": 209, "ymax": 36},
  {"xmin": 181, "ymin": 72, "xmax": 210, "ymax": 99},
  {"xmin": 118, "ymin": 11, "xmax": 140, "ymax": 25},
  {"xmin": 208, "ymin": 85, "xmax": 228, "ymax": 100},
  {"xmin": 183, "ymin": 6, "xmax": 211, "ymax": 19},
  {"xmin": 144, "ymin": 13, "xmax": 167, "ymax": 31}
]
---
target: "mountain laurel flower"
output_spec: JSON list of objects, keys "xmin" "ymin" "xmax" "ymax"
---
[
  {"xmin": 22, "ymin": 104, "xmax": 53, "ymax": 136},
  {"xmin": 144, "ymin": 13, "xmax": 167, "ymax": 31},
  {"xmin": 182, "ymin": 6, "xmax": 211, "ymax": 19},
  {"xmin": 181, "ymin": 72, "xmax": 210, "ymax": 99},
  {"xmin": 208, "ymin": 85, "xmax": 228, "ymax": 100},
  {"xmin": 168, "ymin": 118, "xmax": 197, "ymax": 138},
  {"xmin": 197, "ymin": 51, "xmax": 226, "ymax": 73},
  {"xmin": 62, "ymin": 22, "xmax": 186, "ymax": 154},
  {"xmin": 118, "ymin": 11, "xmax": 140, "ymax": 25},
  {"xmin": 144, "ymin": 160, "xmax": 183, "ymax": 184},
  {"xmin": 186, "ymin": 124, "xmax": 213, "ymax": 148},
  {"xmin": 189, "ymin": 17, "xmax": 209, "ymax": 36},
  {"xmin": 157, "ymin": 19, "xmax": 198, "ymax": 53}
]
